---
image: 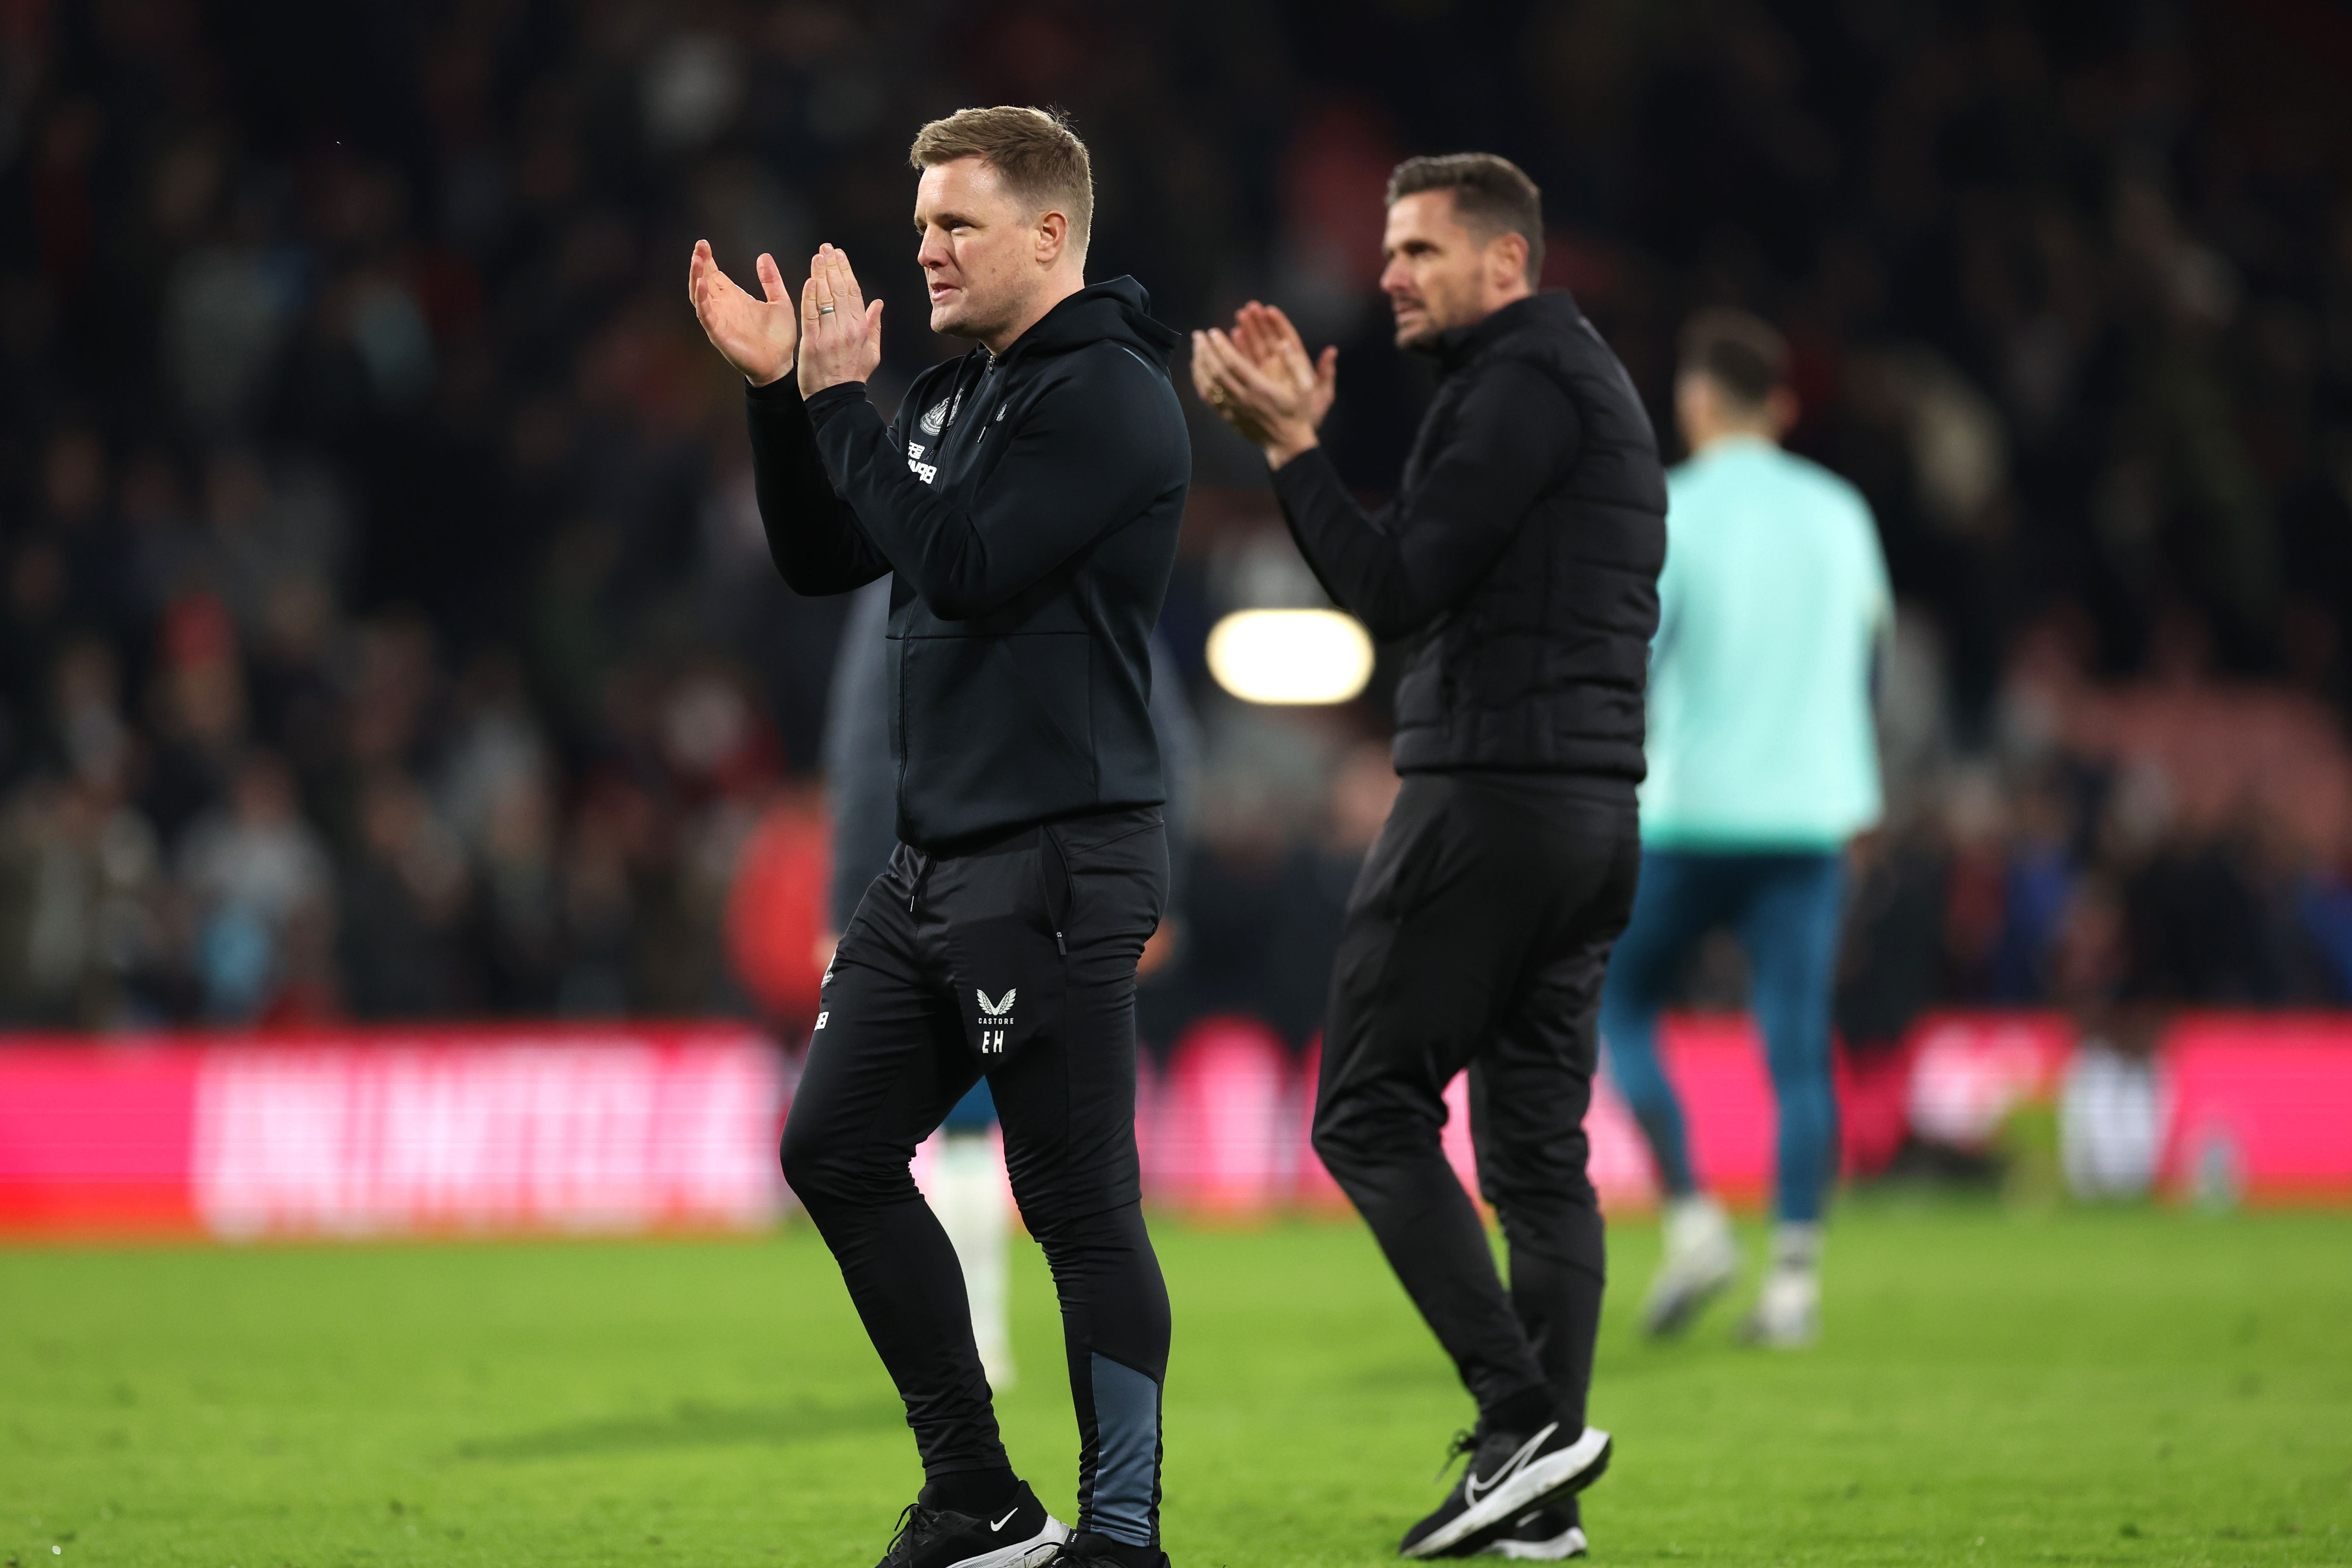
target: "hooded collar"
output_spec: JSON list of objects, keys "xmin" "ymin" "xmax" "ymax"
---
[
  {"xmin": 991, "ymin": 275, "xmax": 1184, "ymax": 370},
  {"xmin": 1425, "ymin": 289, "xmax": 1584, "ymax": 376}
]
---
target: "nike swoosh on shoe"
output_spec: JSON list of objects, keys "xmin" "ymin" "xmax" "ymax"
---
[{"xmin": 1464, "ymin": 1423, "xmax": 1556, "ymax": 1507}]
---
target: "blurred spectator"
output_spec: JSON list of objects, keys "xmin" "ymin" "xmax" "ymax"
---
[
  {"xmin": 2300, "ymin": 859, "xmax": 2352, "ymax": 1003},
  {"xmin": 1990, "ymin": 769, "xmax": 2081, "ymax": 1003},
  {"xmin": 472, "ymin": 770, "xmax": 568, "ymax": 1015},
  {"xmin": 178, "ymin": 752, "xmax": 334, "ymax": 1020},
  {"xmin": 0, "ymin": 776, "xmax": 168, "ymax": 1028},
  {"xmin": 556, "ymin": 779, "xmax": 641, "ymax": 1018},
  {"xmin": 4, "ymin": 0, "xmax": 2352, "ymax": 1034},
  {"xmin": 1165, "ymin": 732, "xmax": 1389, "ymax": 1054},
  {"xmin": 140, "ymin": 593, "xmax": 248, "ymax": 845},
  {"xmin": 1835, "ymin": 806, "xmax": 1951, "ymax": 1057},
  {"xmin": 724, "ymin": 786, "xmax": 829, "ymax": 1032},
  {"xmin": 1263, "ymin": 738, "xmax": 1396, "ymax": 1047},
  {"xmin": 339, "ymin": 769, "xmax": 472, "ymax": 1018}
]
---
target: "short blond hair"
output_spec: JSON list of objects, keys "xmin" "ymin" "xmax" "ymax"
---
[{"xmin": 909, "ymin": 106, "xmax": 1094, "ymax": 253}]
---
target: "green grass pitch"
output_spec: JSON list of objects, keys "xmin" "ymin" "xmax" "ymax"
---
[{"xmin": 2, "ymin": 1202, "xmax": 2347, "ymax": 1566}]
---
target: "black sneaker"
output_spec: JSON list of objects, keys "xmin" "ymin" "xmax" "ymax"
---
[
  {"xmin": 1398, "ymin": 1422, "xmax": 1611, "ymax": 1559},
  {"xmin": 1057, "ymin": 1530, "xmax": 1170, "ymax": 1567},
  {"xmin": 1474, "ymin": 1499, "xmax": 1588, "ymax": 1560},
  {"xmin": 875, "ymin": 1479, "xmax": 1071, "ymax": 1568}
]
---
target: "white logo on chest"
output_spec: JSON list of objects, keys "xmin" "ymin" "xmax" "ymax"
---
[{"xmin": 920, "ymin": 397, "xmax": 950, "ymax": 436}]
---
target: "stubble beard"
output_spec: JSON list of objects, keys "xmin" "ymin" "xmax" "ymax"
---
[
  {"xmin": 1392, "ymin": 310, "xmax": 1440, "ymax": 351},
  {"xmin": 932, "ymin": 278, "xmax": 1019, "ymax": 346}
]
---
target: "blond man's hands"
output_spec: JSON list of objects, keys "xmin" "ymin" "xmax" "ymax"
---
[
  {"xmin": 799, "ymin": 244, "xmax": 885, "ymax": 398},
  {"xmin": 688, "ymin": 240, "xmax": 797, "ymax": 387},
  {"xmin": 1190, "ymin": 300, "xmax": 1337, "ymax": 468}
]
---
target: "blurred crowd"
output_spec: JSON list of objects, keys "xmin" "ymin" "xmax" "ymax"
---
[{"xmin": 5, "ymin": 0, "xmax": 2352, "ymax": 1038}]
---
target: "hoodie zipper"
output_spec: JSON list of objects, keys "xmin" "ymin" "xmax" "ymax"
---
[{"xmin": 974, "ymin": 354, "xmax": 1004, "ymax": 443}]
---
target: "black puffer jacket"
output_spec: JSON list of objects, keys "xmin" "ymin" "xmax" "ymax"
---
[
  {"xmin": 1269, "ymin": 290, "xmax": 1666, "ymax": 783},
  {"xmin": 747, "ymin": 277, "xmax": 1190, "ymax": 849}
]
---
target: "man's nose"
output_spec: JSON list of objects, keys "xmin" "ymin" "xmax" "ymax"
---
[{"xmin": 1379, "ymin": 257, "xmax": 1413, "ymax": 296}]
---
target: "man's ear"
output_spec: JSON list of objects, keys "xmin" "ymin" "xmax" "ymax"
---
[
  {"xmin": 1674, "ymin": 370, "xmax": 1716, "ymax": 445},
  {"xmin": 1036, "ymin": 209, "xmax": 1069, "ymax": 266},
  {"xmin": 1489, "ymin": 231, "xmax": 1530, "ymax": 294}
]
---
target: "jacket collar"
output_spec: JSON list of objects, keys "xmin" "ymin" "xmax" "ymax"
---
[
  {"xmin": 991, "ymin": 275, "xmax": 1183, "ymax": 368},
  {"xmin": 1427, "ymin": 289, "xmax": 1584, "ymax": 375}
]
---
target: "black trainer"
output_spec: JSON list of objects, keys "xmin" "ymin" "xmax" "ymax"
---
[
  {"xmin": 875, "ymin": 1479, "xmax": 1071, "ymax": 1568},
  {"xmin": 1057, "ymin": 1529, "xmax": 1171, "ymax": 1567},
  {"xmin": 1475, "ymin": 1498, "xmax": 1588, "ymax": 1560},
  {"xmin": 1398, "ymin": 1421, "xmax": 1611, "ymax": 1559}
]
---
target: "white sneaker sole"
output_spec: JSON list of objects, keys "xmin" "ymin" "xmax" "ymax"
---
[
  {"xmin": 943, "ymin": 1517, "xmax": 1070, "ymax": 1568},
  {"xmin": 1402, "ymin": 1427, "xmax": 1612, "ymax": 1559},
  {"xmin": 1482, "ymin": 1524, "xmax": 1589, "ymax": 1560},
  {"xmin": 1642, "ymin": 1246, "xmax": 1740, "ymax": 1336},
  {"xmin": 1737, "ymin": 1310, "xmax": 1819, "ymax": 1349}
]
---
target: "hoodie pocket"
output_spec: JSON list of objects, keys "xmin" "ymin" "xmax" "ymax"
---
[
  {"xmin": 901, "ymin": 632, "xmax": 1097, "ymax": 811},
  {"xmin": 999, "ymin": 633, "xmax": 1095, "ymax": 792}
]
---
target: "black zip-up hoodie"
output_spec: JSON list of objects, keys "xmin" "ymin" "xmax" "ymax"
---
[{"xmin": 744, "ymin": 276, "xmax": 1190, "ymax": 850}]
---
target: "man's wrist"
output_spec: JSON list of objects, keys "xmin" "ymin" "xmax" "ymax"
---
[
  {"xmin": 1261, "ymin": 432, "xmax": 1321, "ymax": 470},
  {"xmin": 804, "ymin": 380, "xmax": 868, "ymax": 431}
]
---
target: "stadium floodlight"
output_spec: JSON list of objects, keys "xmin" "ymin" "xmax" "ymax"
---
[{"xmin": 1206, "ymin": 608, "xmax": 1375, "ymax": 705}]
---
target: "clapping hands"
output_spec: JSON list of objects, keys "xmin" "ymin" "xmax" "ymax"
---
[
  {"xmin": 688, "ymin": 240, "xmax": 797, "ymax": 388},
  {"xmin": 797, "ymin": 244, "xmax": 884, "ymax": 397},
  {"xmin": 1190, "ymin": 301, "xmax": 1338, "ymax": 467},
  {"xmin": 688, "ymin": 241, "xmax": 883, "ymax": 397}
]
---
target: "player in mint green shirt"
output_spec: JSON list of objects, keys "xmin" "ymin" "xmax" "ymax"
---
[{"xmin": 1599, "ymin": 309, "xmax": 1890, "ymax": 1348}]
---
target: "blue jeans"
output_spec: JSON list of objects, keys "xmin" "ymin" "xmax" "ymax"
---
[{"xmin": 1598, "ymin": 848, "xmax": 1847, "ymax": 1223}]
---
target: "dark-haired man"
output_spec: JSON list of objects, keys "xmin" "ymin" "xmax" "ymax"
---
[
  {"xmin": 1195, "ymin": 152, "xmax": 1665, "ymax": 1561},
  {"xmin": 690, "ymin": 104, "xmax": 1188, "ymax": 1568},
  {"xmin": 1598, "ymin": 309, "xmax": 1890, "ymax": 1350}
]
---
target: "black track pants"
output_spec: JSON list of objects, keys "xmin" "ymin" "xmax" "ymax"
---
[
  {"xmin": 781, "ymin": 809, "xmax": 1171, "ymax": 1548},
  {"xmin": 1312, "ymin": 773, "xmax": 1641, "ymax": 1431}
]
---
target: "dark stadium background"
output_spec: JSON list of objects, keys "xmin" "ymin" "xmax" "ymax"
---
[{"xmin": 7, "ymin": 0, "xmax": 2352, "ymax": 1052}]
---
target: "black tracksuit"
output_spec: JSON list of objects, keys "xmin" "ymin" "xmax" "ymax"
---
[
  {"xmin": 750, "ymin": 277, "xmax": 1189, "ymax": 1549},
  {"xmin": 1274, "ymin": 291, "xmax": 1666, "ymax": 1437}
]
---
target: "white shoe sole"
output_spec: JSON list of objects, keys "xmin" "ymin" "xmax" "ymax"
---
[
  {"xmin": 1642, "ymin": 1246, "xmax": 1740, "ymax": 1336},
  {"xmin": 943, "ymin": 1517, "xmax": 1070, "ymax": 1568},
  {"xmin": 1402, "ymin": 1427, "xmax": 1612, "ymax": 1559},
  {"xmin": 1482, "ymin": 1524, "xmax": 1589, "ymax": 1560},
  {"xmin": 1737, "ymin": 1312, "xmax": 1818, "ymax": 1349}
]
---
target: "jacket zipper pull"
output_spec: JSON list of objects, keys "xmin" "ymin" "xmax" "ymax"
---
[{"xmin": 1055, "ymin": 930, "xmax": 1066, "ymax": 956}]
